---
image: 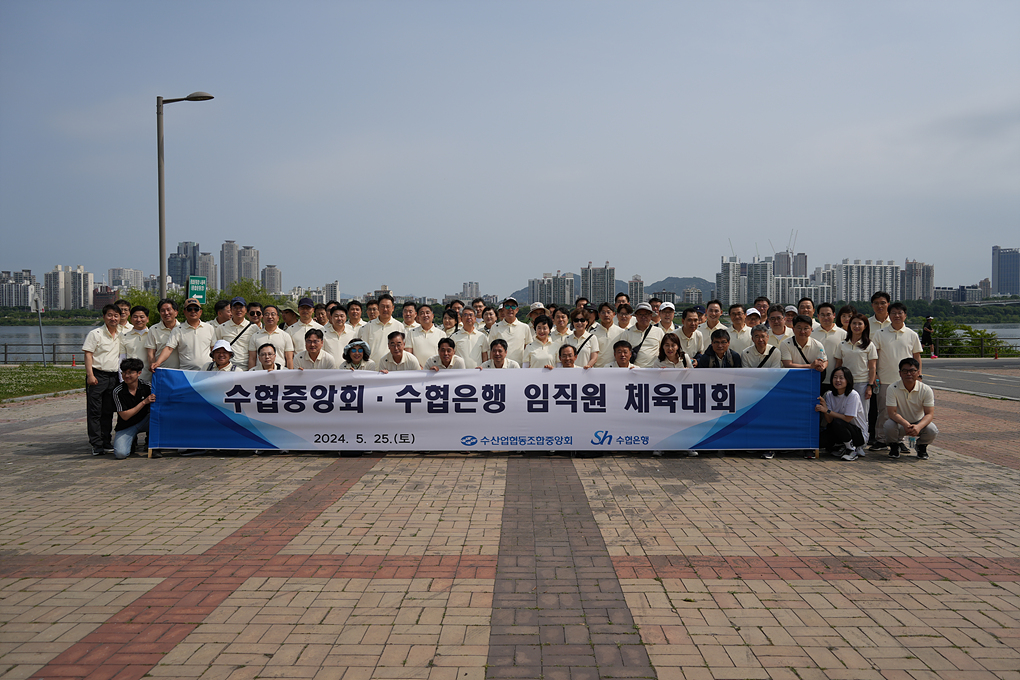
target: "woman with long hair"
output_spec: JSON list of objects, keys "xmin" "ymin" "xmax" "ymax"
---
[
  {"xmin": 836, "ymin": 305, "xmax": 857, "ymax": 332},
  {"xmin": 833, "ymin": 313, "xmax": 877, "ymax": 413},
  {"xmin": 654, "ymin": 333, "xmax": 693, "ymax": 368},
  {"xmin": 815, "ymin": 366, "xmax": 866, "ymax": 460}
]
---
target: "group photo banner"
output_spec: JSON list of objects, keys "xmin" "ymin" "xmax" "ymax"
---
[{"xmin": 150, "ymin": 367, "xmax": 820, "ymax": 452}]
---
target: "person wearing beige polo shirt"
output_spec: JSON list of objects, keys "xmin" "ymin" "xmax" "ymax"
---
[
  {"xmin": 884, "ymin": 357, "xmax": 937, "ymax": 460},
  {"xmin": 247, "ymin": 305, "xmax": 295, "ymax": 369},
  {"xmin": 216, "ymin": 297, "xmax": 259, "ymax": 370},
  {"xmin": 870, "ymin": 301, "xmax": 922, "ymax": 451},
  {"xmin": 145, "ymin": 298, "xmax": 181, "ymax": 370},
  {"xmin": 293, "ymin": 328, "xmax": 338, "ymax": 370},
  {"xmin": 152, "ymin": 298, "xmax": 217, "ymax": 371},
  {"xmin": 358, "ymin": 294, "xmax": 405, "ymax": 362},
  {"xmin": 378, "ymin": 331, "xmax": 422, "ymax": 372},
  {"xmin": 82, "ymin": 304, "xmax": 125, "ymax": 455}
]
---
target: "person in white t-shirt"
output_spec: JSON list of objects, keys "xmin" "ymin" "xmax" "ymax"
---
[
  {"xmin": 339, "ymin": 339, "xmax": 377, "ymax": 371},
  {"xmin": 522, "ymin": 315, "xmax": 558, "ymax": 369},
  {"xmin": 766, "ymin": 305, "xmax": 794, "ymax": 347},
  {"xmin": 252, "ymin": 343, "xmax": 286, "ymax": 371},
  {"xmin": 378, "ymin": 331, "xmax": 422, "ymax": 372},
  {"xmin": 409, "ymin": 305, "xmax": 445, "ymax": 363},
  {"xmin": 424, "ymin": 337, "xmax": 466, "ymax": 370},
  {"xmin": 294, "ymin": 329, "xmax": 338, "ymax": 370},
  {"xmin": 654, "ymin": 333, "xmax": 694, "ymax": 368},
  {"xmin": 780, "ymin": 316, "xmax": 828, "ymax": 375},
  {"xmin": 625, "ymin": 303, "xmax": 665, "ymax": 368},
  {"xmin": 346, "ymin": 300, "xmax": 367, "ymax": 331},
  {"xmin": 451, "ymin": 307, "xmax": 488, "ymax": 368},
  {"xmin": 609, "ymin": 340, "xmax": 637, "ymax": 369},
  {"xmin": 698, "ymin": 299, "xmax": 728, "ymax": 337},
  {"xmin": 725, "ymin": 303, "xmax": 753, "ymax": 355},
  {"xmin": 815, "ymin": 366, "xmax": 867, "ymax": 461},
  {"xmin": 870, "ymin": 301, "xmax": 922, "ymax": 451},
  {"xmin": 677, "ymin": 307, "xmax": 704, "ymax": 359},
  {"xmin": 479, "ymin": 338, "xmax": 521, "ymax": 369},
  {"xmin": 563, "ymin": 310, "xmax": 600, "ymax": 369},
  {"xmin": 592, "ymin": 303, "xmax": 624, "ymax": 367},
  {"xmin": 401, "ymin": 301, "xmax": 421, "ymax": 333},
  {"xmin": 741, "ymin": 324, "xmax": 781, "ymax": 369},
  {"xmin": 797, "ymin": 298, "xmax": 823, "ymax": 331},
  {"xmin": 658, "ymin": 301, "xmax": 676, "ymax": 334}
]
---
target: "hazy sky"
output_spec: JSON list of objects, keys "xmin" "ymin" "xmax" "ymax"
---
[{"xmin": 1, "ymin": 1, "xmax": 1017, "ymax": 299}]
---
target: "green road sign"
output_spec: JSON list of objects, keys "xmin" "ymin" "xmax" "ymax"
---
[{"xmin": 188, "ymin": 276, "xmax": 207, "ymax": 304}]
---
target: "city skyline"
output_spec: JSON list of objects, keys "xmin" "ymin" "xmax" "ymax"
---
[{"xmin": 1, "ymin": 3, "xmax": 1017, "ymax": 295}]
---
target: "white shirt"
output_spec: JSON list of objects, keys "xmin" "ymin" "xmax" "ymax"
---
[
  {"xmin": 378, "ymin": 351, "xmax": 422, "ymax": 372},
  {"xmin": 591, "ymin": 323, "xmax": 625, "ymax": 368},
  {"xmin": 826, "ymin": 389, "xmax": 867, "ymax": 434},
  {"xmin": 780, "ymin": 336, "xmax": 827, "ymax": 366},
  {"xmin": 82, "ymin": 325, "xmax": 123, "ymax": 372},
  {"xmin": 886, "ymin": 380, "xmax": 935, "ymax": 423},
  {"xmin": 834, "ymin": 338, "xmax": 878, "ymax": 384},
  {"xmin": 144, "ymin": 321, "xmax": 180, "ymax": 369},
  {"xmin": 563, "ymin": 332, "xmax": 600, "ymax": 368},
  {"xmin": 424, "ymin": 355, "xmax": 466, "ymax": 370},
  {"xmin": 451, "ymin": 328, "xmax": 488, "ymax": 368},
  {"xmin": 522, "ymin": 339, "xmax": 558, "ymax": 369},
  {"xmin": 654, "ymin": 355, "xmax": 693, "ymax": 369},
  {"xmin": 322, "ymin": 325, "xmax": 358, "ymax": 365},
  {"xmin": 742, "ymin": 343, "xmax": 781, "ymax": 369},
  {"xmin": 767, "ymin": 327, "xmax": 794, "ymax": 348},
  {"xmin": 409, "ymin": 325, "xmax": 445, "ymax": 365},
  {"xmin": 677, "ymin": 328, "xmax": 704, "ymax": 357},
  {"xmin": 874, "ymin": 325, "xmax": 922, "ymax": 385},
  {"xmin": 727, "ymin": 326, "xmax": 754, "ymax": 356},
  {"xmin": 249, "ymin": 327, "xmax": 295, "ymax": 366},
  {"xmin": 293, "ymin": 349, "xmax": 338, "ymax": 370},
  {"xmin": 217, "ymin": 319, "xmax": 259, "ymax": 369},
  {"xmin": 339, "ymin": 359, "xmax": 378, "ymax": 371},
  {"xmin": 286, "ymin": 320, "xmax": 324, "ymax": 347},
  {"xmin": 122, "ymin": 327, "xmax": 151, "ymax": 379},
  {"xmin": 490, "ymin": 320, "xmax": 534, "ymax": 365},
  {"xmin": 479, "ymin": 359, "xmax": 520, "ymax": 369},
  {"xmin": 814, "ymin": 325, "xmax": 848, "ymax": 383},
  {"xmin": 166, "ymin": 321, "xmax": 218, "ymax": 371},
  {"xmin": 358, "ymin": 317, "xmax": 406, "ymax": 362},
  {"xmin": 624, "ymin": 324, "xmax": 665, "ymax": 368}
]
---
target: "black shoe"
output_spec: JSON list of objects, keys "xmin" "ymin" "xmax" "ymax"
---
[
  {"xmin": 868, "ymin": 442, "xmax": 888, "ymax": 451},
  {"xmin": 888, "ymin": 444, "xmax": 901, "ymax": 459},
  {"xmin": 916, "ymin": 445, "xmax": 929, "ymax": 460},
  {"xmin": 761, "ymin": 451, "xmax": 775, "ymax": 459}
]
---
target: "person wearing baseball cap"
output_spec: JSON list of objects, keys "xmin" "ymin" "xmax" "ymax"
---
[
  {"xmin": 625, "ymin": 302, "xmax": 665, "ymax": 367},
  {"xmin": 286, "ymin": 297, "xmax": 324, "ymax": 346},
  {"xmin": 204, "ymin": 339, "xmax": 241, "ymax": 372},
  {"xmin": 490, "ymin": 297, "xmax": 534, "ymax": 365},
  {"xmin": 658, "ymin": 301, "xmax": 677, "ymax": 334},
  {"xmin": 152, "ymin": 298, "xmax": 217, "ymax": 371},
  {"xmin": 216, "ymin": 297, "xmax": 258, "ymax": 370}
]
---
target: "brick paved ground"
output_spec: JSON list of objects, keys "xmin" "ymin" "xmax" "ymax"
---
[{"xmin": 1, "ymin": 386, "xmax": 1018, "ymax": 680}]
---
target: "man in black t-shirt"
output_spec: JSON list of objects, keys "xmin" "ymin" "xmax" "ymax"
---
[{"xmin": 111, "ymin": 358, "xmax": 155, "ymax": 459}]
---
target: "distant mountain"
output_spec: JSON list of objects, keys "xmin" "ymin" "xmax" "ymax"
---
[
  {"xmin": 646, "ymin": 277, "xmax": 714, "ymax": 300},
  {"xmin": 508, "ymin": 276, "xmax": 707, "ymax": 305}
]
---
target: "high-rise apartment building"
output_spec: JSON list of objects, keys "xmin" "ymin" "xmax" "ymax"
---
[
  {"xmin": 773, "ymin": 251, "xmax": 791, "ymax": 277},
  {"xmin": 238, "ymin": 246, "xmax": 260, "ymax": 282},
  {"xmin": 528, "ymin": 271, "xmax": 575, "ymax": 306},
  {"xmin": 44, "ymin": 266, "xmax": 66, "ymax": 310},
  {"xmin": 580, "ymin": 261, "xmax": 615, "ymax": 305},
  {"xmin": 901, "ymin": 259, "xmax": 935, "ymax": 302},
  {"xmin": 0, "ymin": 271, "xmax": 35, "ymax": 308},
  {"xmin": 628, "ymin": 275, "xmax": 645, "ymax": 305},
  {"xmin": 682, "ymin": 286, "xmax": 703, "ymax": 305},
  {"xmin": 551, "ymin": 271, "xmax": 574, "ymax": 306},
  {"xmin": 220, "ymin": 240, "xmax": 239, "ymax": 289},
  {"xmin": 833, "ymin": 259, "xmax": 900, "ymax": 303},
  {"xmin": 992, "ymin": 245, "xmax": 1020, "ymax": 295},
  {"xmin": 196, "ymin": 253, "xmax": 217, "ymax": 287},
  {"xmin": 262, "ymin": 266, "xmax": 283, "ymax": 295},
  {"xmin": 108, "ymin": 268, "xmax": 144, "ymax": 291},
  {"xmin": 648, "ymin": 290, "xmax": 677, "ymax": 304},
  {"xmin": 746, "ymin": 256, "xmax": 774, "ymax": 303},
  {"xmin": 44, "ymin": 265, "xmax": 93, "ymax": 310},
  {"xmin": 773, "ymin": 276, "xmax": 811, "ymax": 305},
  {"xmin": 461, "ymin": 282, "xmax": 480, "ymax": 299},
  {"xmin": 793, "ymin": 252, "xmax": 808, "ymax": 277},
  {"xmin": 715, "ymin": 257, "xmax": 742, "ymax": 307}
]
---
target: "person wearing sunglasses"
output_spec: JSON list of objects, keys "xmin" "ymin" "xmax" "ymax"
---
[{"xmin": 152, "ymin": 298, "xmax": 217, "ymax": 371}]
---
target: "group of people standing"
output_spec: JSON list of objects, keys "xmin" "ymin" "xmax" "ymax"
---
[{"xmin": 81, "ymin": 289, "xmax": 937, "ymax": 461}]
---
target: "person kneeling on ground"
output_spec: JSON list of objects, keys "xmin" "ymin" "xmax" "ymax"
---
[
  {"xmin": 884, "ymin": 357, "xmax": 938, "ymax": 460},
  {"xmin": 112, "ymin": 358, "xmax": 155, "ymax": 460},
  {"xmin": 815, "ymin": 367, "xmax": 866, "ymax": 461}
]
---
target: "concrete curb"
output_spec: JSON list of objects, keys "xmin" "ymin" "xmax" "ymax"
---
[{"xmin": 0, "ymin": 388, "xmax": 84, "ymax": 404}]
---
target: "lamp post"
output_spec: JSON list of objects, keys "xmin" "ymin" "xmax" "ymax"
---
[{"xmin": 157, "ymin": 91, "xmax": 214, "ymax": 299}]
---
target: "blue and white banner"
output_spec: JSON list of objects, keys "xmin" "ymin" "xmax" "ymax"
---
[{"xmin": 149, "ymin": 368, "xmax": 820, "ymax": 451}]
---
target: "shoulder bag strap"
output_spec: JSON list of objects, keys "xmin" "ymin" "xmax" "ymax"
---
[{"xmin": 757, "ymin": 346, "xmax": 776, "ymax": 369}]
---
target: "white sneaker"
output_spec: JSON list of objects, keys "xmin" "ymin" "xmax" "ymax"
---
[
  {"xmin": 652, "ymin": 450, "xmax": 664, "ymax": 457},
  {"xmin": 686, "ymin": 450, "xmax": 699, "ymax": 457},
  {"xmin": 840, "ymin": 451, "xmax": 859, "ymax": 461}
]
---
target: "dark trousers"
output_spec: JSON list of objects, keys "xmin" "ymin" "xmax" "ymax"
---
[
  {"xmin": 867, "ymin": 391, "xmax": 878, "ymax": 443},
  {"xmin": 86, "ymin": 370, "xmax": 120, "ymax": 449},
  {"xmin": 820, "ymin": 418, "xmax": 865, "ymax": 449}
]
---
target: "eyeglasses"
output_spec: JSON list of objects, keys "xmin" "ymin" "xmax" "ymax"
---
[{"xmin": 899, "ymin": 367, "xmax": 919, "ymax": 374}]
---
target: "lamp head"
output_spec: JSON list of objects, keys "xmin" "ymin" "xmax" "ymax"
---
[{"xmin": 185, "ymin": 92, "xmax": 214, "ymax": 101}]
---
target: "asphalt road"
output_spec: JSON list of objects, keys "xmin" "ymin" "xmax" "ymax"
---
[{"xmin": 920, "ymin": 358, "xmax": 1020, "ymax": 400}]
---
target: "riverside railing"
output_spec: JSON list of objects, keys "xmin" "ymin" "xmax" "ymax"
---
[{"xmin": 2, "ymin": 344, "xmax": 84, "ymax": 365}]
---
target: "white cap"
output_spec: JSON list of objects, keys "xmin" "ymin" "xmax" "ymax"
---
[
  {"xmin": 210, "ymin": 339, "xmax": 234, "ymax": 356},
  {"xmin": 528, "ymin": 301, "xmax": 546, "ymax": 313},
  {"xmin": 660, "ymin": 301, "xmax": 675, "ymax": 311}
]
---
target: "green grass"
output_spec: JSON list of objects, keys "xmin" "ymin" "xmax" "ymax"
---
[{"xmin": 0, "ymin": 365, "xmax": 85, "ymax": 400}]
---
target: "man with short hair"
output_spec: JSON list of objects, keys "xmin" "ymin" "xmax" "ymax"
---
[
  {"xmin": 123, "ymin": 305, "xmax": 152, "ymax": 381},
  {"xmin": 378, "ymin": 331, "xmax": 421, "ymax": 371},
  {"xmin": 111, "ymin": 357, "xmax": 155, "ymax": 459},
  {"xmin": 574, "ymin": 297, "xmax": 589, "ymax": 312},
  {"xmin": 294, "ymin": 328, "xmax": 338, "ymax": 369},
  {"xmin": 610, "ymin": 340, "xmax": 637, "ymax": 368},
  {"xmin": 210, "ymin": 299, "xmax": 231, "ymax": 328},
  {"xmin": 83, "ymin": 304, "xmax": 124, "ymax": 455},
  {"xmin": 797, "ymin": 297, "xmax": 823, "ymax": 331},
  {"xmin": 677, "ymin": 307, "xmax": 705, "ymax": 359},
  {"xmin": 365, "ymin": 299, "xmax": 380, "ymax": 322},
  {"xmin": 217, "ymin": 297, "xmax": 259, "ymax": 370},
  {"xmin": 884, "ymin": 357, "xmax": 938, "ymax": 460},
  {"xmin": 742, "ymin": 323, "xmax": 781, "ymax": 368},
  {"xmin": 698, "ymin": 329, "xmax": 742, "ymax": 367},
  {"xmin": 287, "ymin": 297, "xmax": 324, "ymax": 346},
  {"xmin": 409, "ymin": 305, "xmax": 445, "ymax": 363},
  {"xmin": 592, "ymin": 302, "xmax": 624, "ymax": 367},
  {"xmin": 471, "ymin": 298, "xmax": 486, "ymax": 318},
  {"xmin": 869, "ymin": 291, "xmax": 892, "ymax": 335},
  {"xmin": 615, "ymin": 303, "xmax": 634, "ymax": 332},
  {"xmin": 870, "ymin": 302, "xmax": 922, "ymax": 451},
  {"xmin": 323, "ymin": 306, "xmax": 358, "ymax": 363},
  {"xmin": 145, "ymin": 298, "xmax": 180, "ymax": 371},
  {"xmin": 359, "ymin": 293, "xmax": 405, "ymax": 361},
  {"xmin": 479, "ymin": 338, "xmax": 520, "ymax": 369},
  {"xmin": 448, "ymin": 299, "xmax": 465, "ymax": 316},
  {"xmin": 815, "ymin": 302, "xmax": 847, "ymax": 392},
  {"xmin": 452, "ymin": 307, "xmax": 488, "ymax": 368},
  {"xmin": 780, "ymin": 316, "xmax": 828, "ymax": 377},
  {"xmin": 402, "ymin": 301, "xmax": 420, "ymax": 332},
  {"xmin": 248, "ymin": 305, "xmax": 295, "ymax": 370},
  {"xmin": 152, "ymin": 298, "xmax": 217, "ymax": 371},
  {"xmin": 625, "ymin": 303, "xmax": 665, "ymax": 368},
  {"xmin": 726, "ymin": 304, "xmax": 753, "ymax": 354},
  {"xmin": 753, "ymin": 296, "xmax": 771, "ymax": 321},
  {"xmin": 246, "ymin": 301, "xmax": 264, "ymax": 329},
  {"xmin": 115, "ymin": 299, "xmax": 132, "ymax": 334},
  {"xmin": 648, "ymin": 297, "xmax": 662, "ymax": 324},
  {"xmin": 766, "ymin": 305, "xmax": 794, "ymax": 347},
  {"xmin": 313, "ymin": 303, "xmax": 329, "ymax": 326},
  {"xmin": 347, "ymin": 300, "xmax": 367, "ymax": 329},
  {"xmin": 490, "ymin": 298, "xmax": 534, "ymax": 365},
  {"xmin": 425, "ymin": 337, "xmax": 466, "ymax": 370},
  {"xmin": 699, "ymin": 300, "xmax": 728, "ymax": 337}
]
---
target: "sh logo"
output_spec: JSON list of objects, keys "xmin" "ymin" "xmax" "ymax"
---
[{"xmin": 590, "ymin": 430, "xmax": 612, "ymax": 446}]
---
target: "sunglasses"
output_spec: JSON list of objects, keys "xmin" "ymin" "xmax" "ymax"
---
[
  {"xmin": 249, "ymin": 311, "xmax": 263, "ymax": 317},
  {"xmin": 186, "ymin": 306, "xmax": 201, "ymax": 312}
]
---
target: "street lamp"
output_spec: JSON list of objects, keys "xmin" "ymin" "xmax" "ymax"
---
[{"xmin": 157, "ymin": 91, "xmax": 214, "ymax": 299}]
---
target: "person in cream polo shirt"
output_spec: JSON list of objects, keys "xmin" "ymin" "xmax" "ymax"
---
[
  {"xmin": 152, "ymin": 297, "xmax": 217, "ymax": 371},
  {"xmin": 82, "ymin": 304, "xmax": 124, "ymax": 455},
  {"xmin": 145, "ymin": 298, "xmax": 181, "ymax": 370}
]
